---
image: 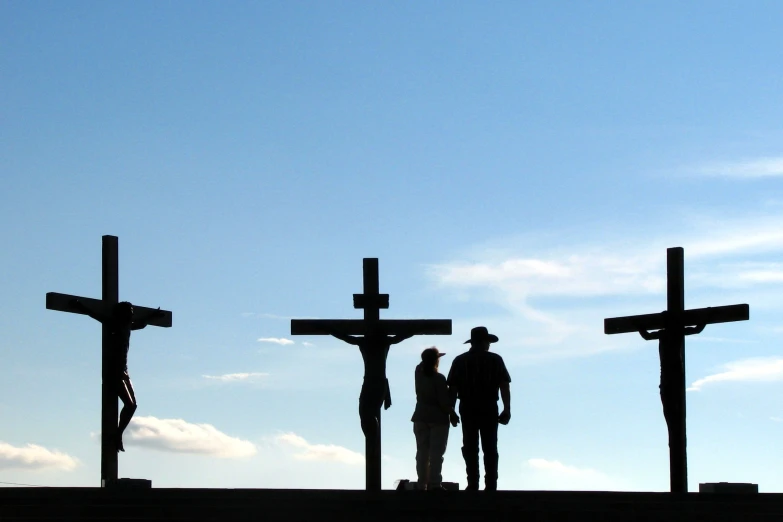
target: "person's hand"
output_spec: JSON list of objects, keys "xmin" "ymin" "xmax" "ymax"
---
[
  {"xmin": 450, "ymin": 411, "xmax": 460, "ymax": 427},
  {"xmin": 498, "ymin": 410, "xmax": 511, "ymax": 425},
  {"xmin": 383, "ymin": 396, "xmax": 392, "ymax": 410}
]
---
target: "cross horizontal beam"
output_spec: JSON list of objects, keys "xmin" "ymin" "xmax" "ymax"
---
[
  {"xmin": 291, "ymin": 319, "xmax": 451, "ymax": 336},
  {"xmin": 46, "ymin": 292, "xmax": 173, "ymax": 328},
  {"xmin": 604, "ymin": 304, "xmax": 749, "ymax": 335}
]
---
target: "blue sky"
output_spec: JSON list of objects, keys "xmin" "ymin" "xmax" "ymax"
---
[{"xmin": 2, "ymin": 1, "xmax": 783, "ymax": 491}]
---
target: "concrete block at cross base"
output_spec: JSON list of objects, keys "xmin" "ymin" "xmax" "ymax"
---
[
  {"xmin": 699, "ymin": 482, "xmax": 758, "ymax": 494},
  {"xmin": 103, "ymin": 478, "xmax": 152, "ymax": 489}
]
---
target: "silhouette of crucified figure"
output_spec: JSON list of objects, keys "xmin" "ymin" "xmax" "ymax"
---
[
  {"xmin": 329, "ymin": 329, "xmax": 412, "ymax": 439},
  {"xmin": 639, "ymin": 315, "xmax": 705, "ymax": 462},
  {"xmin": 70, "ymin": 299, "xmax": 163, "ymax": 452}
]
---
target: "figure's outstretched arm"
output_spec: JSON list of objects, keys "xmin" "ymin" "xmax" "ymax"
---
[
  {"xmin": 388, "ymin": 333, "xmax": 413, "ymax": 345},
  {"xmin": 69, "ymin": 299, "xmax": 108, "ymax": 323},
  {"xmin": 638, "ymin": 329, "xmax": 662, "ymax": 341},
  {"xmin": 329, "ymin": 329, "xmax": 361, "ymax": 345},
  {"xmin": 684, "ymin": 324, "xmax": 706, "ymax": 336},
  {"xmin": 131, "ymin": 307, "xmax": 164, "ymax": 330}
]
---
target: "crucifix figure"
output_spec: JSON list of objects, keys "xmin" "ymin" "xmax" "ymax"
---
[
  {"xmin": 291, "ymin": 258, "xmax": 452, "ymax": 491},
  {"xmin": 46, "ymin": 235, "xmax": 172, "ymax": 487},
  {"xmin": 604, "ymin": 247, "xmax": 749, "ymax": 493}
]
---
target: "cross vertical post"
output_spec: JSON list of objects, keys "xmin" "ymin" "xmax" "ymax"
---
[
  {"xmin": 360, "ymin": 259, "xmax": 381, "ymax": 491},
  {"xmin": 101, "ymin": 236, "xmax": 120, "ymax": 486},
  {"xmin": 666, "ymin": 247, "xmax": 687, "ymax": 493}
]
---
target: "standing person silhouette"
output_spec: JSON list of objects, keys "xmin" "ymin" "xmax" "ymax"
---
[
  {"xmin": 70, "ymin": 300, "xmax": 163, "ymax": 452},
  {"xmin": 328, "ymin": 329, "xmax": 412, "ymax": 439},
  {"xmin": 638, "ymin": 314, "xmax": 705, "ymax": 473},
  {"xmin": 411, "ymin": 347, "xmax": 460, "ymax": 491},
  {"xmin": 447, "ymin": 327, "xmax": 511, "ymax": 491}
]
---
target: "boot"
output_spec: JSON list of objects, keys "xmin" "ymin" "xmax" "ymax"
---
[
  {"xmin": 462, "ymin": 447, "xmax": 480, "ymax": 490},
  {"xmin": 484, "ymin": 452, "xmax": 498, "ymax": 491}
]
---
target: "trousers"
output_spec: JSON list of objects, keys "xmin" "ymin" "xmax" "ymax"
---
[
  {"xmin": 460, "ymin": 405, "xmax": 499, "ymax": 489},
  {"xmin": 413, "ymin": 422, "xmax": 450, "ymax": 487}
]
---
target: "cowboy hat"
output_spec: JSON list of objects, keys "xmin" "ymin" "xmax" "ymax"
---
[{"xmin": 464, "ymin": 326, "xmax": 499, "ymax": 344}]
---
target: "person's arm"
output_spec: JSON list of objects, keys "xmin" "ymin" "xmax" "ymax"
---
[
  {"xmin": 446, "ymin": 365, "xmax": 458, "ymax": 410},
  {"xmin": 498, "ymin": 381, "xmax": 511, "ymax": 424},
  {"xmin": 446, "ymin": 364, "xmax": 461, "ymax": 426},
  {"xmin": 69, "ymin": 299, "xmax": 107, "ymax": 323},
  {"xmin": 388, "ymin": 333, "xmax": 413, "ymax": 345},
  {"xmin": 383, "ymin": 379, "xmax": 392, "ymax": 410},
  {"xmin": 329, "ymin": 329, "xmax": 361, "ymax": 345},
  {"xmin": 684, "ymin": 324, "xmax": 706, "ymax": 336},
  {"xmin": 131, "ymin": 307, "xmax": 164, "ymax": 331},
  {"xmin": 638, "ymin": 329, "xmax": 662, "ymax": 341},
  {"xmin": 435, "ymin": 375, "xmax": 450, "ymax": 413}
]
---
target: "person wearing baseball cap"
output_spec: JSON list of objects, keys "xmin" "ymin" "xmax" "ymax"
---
[
  {"xmin": 411, "ymin": 347, "xmax": 459, "ymax": 491},
  {"xmin": 446, "ymin": 327, "xmax": 511, "ymax": 491}
]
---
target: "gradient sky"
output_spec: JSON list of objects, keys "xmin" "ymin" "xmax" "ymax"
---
[{"xmin": 2, "ymin": 1, "xmax": 783, "ymax": 491}]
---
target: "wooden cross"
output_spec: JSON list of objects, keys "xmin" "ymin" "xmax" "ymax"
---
[
  {"xmin": 604, "ymin": 247, "xmax": 749, "ymax": 493},
  {"xmin": 45, "ymin": 235, "xmax": 172, "ymax": 487},
  {"xmin": 291, "ymin": 258, "xmax": 451, "ymax": 491}
]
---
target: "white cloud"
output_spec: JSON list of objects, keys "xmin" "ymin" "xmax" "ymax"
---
[
  {"xmin": 697, "ymin": 157, "xmax": 783, "ymax": 178},
  {"xmin": 688, "ymin": 357, "xmax": 783, "ymax": 391},
  {"xmin": 257, "ymin": 337, "xmax": 295, "ymax": 345},
  {"xmin": 302, "ymin": 342, "xmax": 316, "ymax": 348},
  {"xmin": 0, "ymin": 442, "xmax": 79, "ymax": 471},
  {"xmin": 739, "ymin": 269, "xmax": 783, "ymax": 283},
  {"xmin": 427, "ymin": 208, "xmax": 783, "ymax": 362},
  {"xmin": 126, "ymin": 416, "xmax": 257, "ymax": 458},
  {"xmin": 526, "ymin": 458, "xmax": 622, "ymax": 490},
  {"xmin": 274, "ymin": 432, "xmax": 364, "ymax": 466},
  {"xmin": 528, "ymin": 458, "xmax": 602, "ymax": 476},
  {"xmin": 429, "ymin": 252, "xmax": 664, "ymax": 299},
  {"xmin": 202, "ymin": 372, "xmax": 269, "ymax": 382}
]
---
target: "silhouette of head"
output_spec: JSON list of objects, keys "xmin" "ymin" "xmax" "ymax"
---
[
  {"xmin": 420, "ymin": 347, "xmax": 445, "ymax": 376},
  {"xmin": 114, "ymin": 301, "xmax": 134, "ymax": 323},
  {"xmin": 464, "ymin": 326, "xmax": 498, "ymax": 351}
]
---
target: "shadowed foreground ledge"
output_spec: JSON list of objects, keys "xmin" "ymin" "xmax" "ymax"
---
[{"xmin": 2, "ymin": 488, "xmax": 782, "ymax": 522}]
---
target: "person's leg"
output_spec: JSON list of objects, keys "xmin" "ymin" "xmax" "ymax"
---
[
  {"xmin": 359, "ymin": 387, "xmax": 383, "ymax": 439},
  {"xmin": 428, "ymin": 423, "xmax": 449, "ymax": 488},
  {"xmin": 460, "ymin": 414, "xmax": 480, "ymax": 490},
  {"xmin": 661, "ymin": 383, "xmax": 686, "ymax": 492},
  {"xmin": 117, "ymin": 373, "xmax": 137, "ymax": 452},
  {"xmin": 479, "ymin": 412, "xmax": 499, "ymax": 490},
  {"xmin": 413, "ymin": 422, "xmax": 431, "ymax": 489}
]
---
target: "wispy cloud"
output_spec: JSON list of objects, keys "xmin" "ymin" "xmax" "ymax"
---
[
  {"xmin": 274, "ymin": 433, "xmax": 364, "ymax": 466},
  {"xmin": 258, "ymin": 337, "xmax": 295, "ymax": 345},
  {"xmin": 688, "ymin": 357, "xmax": 783, "ymax": 391},
  {"xmin": 126, "ymin": 416, "xmax": 256, "ymax": 458},
  {"xmin": 696, "ymin": 157, "xmax": 783, "ymax": 178},
  {"xmin": 202, "ymin": 372, "xmax": 269, "ymax": 382},
  {"xmin": 302, "ymin": 342, "xmax": 316, "ymax": 348},
  {"xmin": 429, "ymin": 253, "xmax": 664, "ymax": 298},
  {"xmin": 526, "ymin": 458, "xmax": 623, "ymax": 490},
  {"xmin": 0, "ymin": 442, "xmax": 79, "ymax": 471}
]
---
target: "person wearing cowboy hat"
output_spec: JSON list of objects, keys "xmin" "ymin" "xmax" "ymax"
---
[
  {"xmin": 446, "ymin": 326, "xmax": 511, "ymax": 491},
  {"xmin": 411, "ymin": 347, "xmax": 459, "ymax": 491}
]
